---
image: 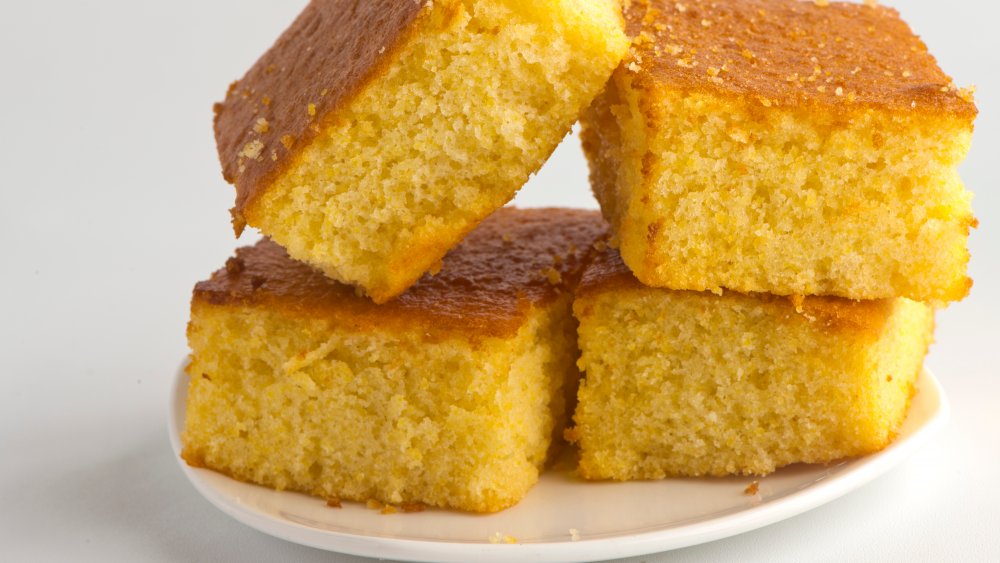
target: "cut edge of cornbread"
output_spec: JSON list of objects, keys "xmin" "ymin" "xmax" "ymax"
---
[
  {"xmin": 580, "ymin": 0, "xmax": 977, "ymax": 304},
  {"xmin": 182, "ymin": 293, "xmax": 581, "ymax": 513},
  {"xmin": 569, "ymin": 252, "xmax": 935, "ymax": 479},
  {"xmin": 225, "ymin": 0, "xmax": 627, "ymax": 302}
]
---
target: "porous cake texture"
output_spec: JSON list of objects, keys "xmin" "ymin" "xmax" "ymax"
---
[
  {"xmin": 182, "ymin": 208, "xmax": 606, "ymax": 513},
  {"xmin": 581, "ymin": 0, "xmax": 977, "ymax": 303},
  {"xmin": 569, "ymin": 248, "xmax": 934, "ymax": 479},
  {"xmin": 214, "ymin": 0, "xmax": 628, "ymax": 303}
]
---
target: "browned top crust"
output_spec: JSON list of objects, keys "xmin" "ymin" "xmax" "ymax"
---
[
  {"xmin": 194, "ymin": 208, "xmax": 608, "ymax": 339},
  {"xmin": 578, "ymin": 245, "xmax": 895, "ymax": 333},
  {"xmin": 626, "ymin": 0, "xmax": 976, "ymax": 117},
  {"xmin": 213, "ymin": 0, "xmax": 426, "ymax": 224}
]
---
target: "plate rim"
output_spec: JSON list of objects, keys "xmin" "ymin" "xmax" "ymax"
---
[{"xmin": 168, "ymin": 364, "xmax": 949, "ymax": 563}]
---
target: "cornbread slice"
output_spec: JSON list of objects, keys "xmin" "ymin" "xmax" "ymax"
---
[
  {"xmin": 581, "ymin": 0, "xmax": 977, "ymax": 303},
  {"xmin": 182, "ymin": 208, "xmax": 606, "ymax": 513},
  {"xmin": 569, "ymin": 247, "xmax": 934, "ymax": 479},
  {"xmin": 214, "ymin": 0, "xmax": 628, "ymax": 303}
]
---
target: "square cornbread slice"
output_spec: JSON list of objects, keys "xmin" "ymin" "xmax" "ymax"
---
[
  {"xmin": 569, "ymin": 247, "xmax": 934, "ymax": 479},
  {"xmin": 182, "ymin": 208, "xmax": 606, "ymax": 513},
  {"xmin": 581, "ymin": 0, "xmax": 976, "ymax": 303},
  {"xmin": 214, "ymin": 0, "xmax": 628, "ymax": 303}
]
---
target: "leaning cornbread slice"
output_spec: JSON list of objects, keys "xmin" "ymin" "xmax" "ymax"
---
[
  {"xmin": 569, "ymin": 247, "xmax": 934, "ymax": 479},
  {"xmin": 214, "ymin": 0, "xmax": 628, "ymax": 303},
  {"xmin": 182, "ymin": 208, "xmax": 606, "ymax": 513},
  {"xmin": 581, "ymin": 0, "xmax": 976, "ymax": 303}
]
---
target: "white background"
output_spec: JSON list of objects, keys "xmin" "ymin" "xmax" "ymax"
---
[{"xmin": 1, "ymin": 1, "xmax": 997, "ymax": 561}]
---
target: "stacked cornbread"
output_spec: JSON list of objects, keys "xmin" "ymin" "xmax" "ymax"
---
[
  {"xmin": 186, "ymin": 0, "xmax": 627, "ymax": 513},
  {"xmin": 183, "ymin": 0, "xmax": 976, "ymax": 513},
  {"xmin": 571, "ymin": 0, "xmax": 975, "ymax": 479},
  {"xmin": 184, "ymin": 209, "xmax": 606, "ymax": 512}
]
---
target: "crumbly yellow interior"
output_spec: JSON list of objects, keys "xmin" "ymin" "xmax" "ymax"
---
[
  {"xmin": 582, "ymin": 71, "xmax": 975, "ymax": 303},
  {"xmin": 248, "ymin": 0, "xmax": 627, "ymax": 302},
  {"xmin": 182, "ymin": 295, "xmax": 580, "ymax": 513},
  {"xmin": 571, "ymin": 287, "xmax": 933, "ymax": 479}
]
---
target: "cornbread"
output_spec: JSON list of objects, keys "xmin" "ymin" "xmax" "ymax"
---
[
  {"xmin": 182, "ymin": 208, "xmax": 606, "ymax": 513},
  {"xmin": 214, "ymin": 0, "xmax": 628, "ymax": 303},
  {"xmin": 569, "ymin": 247, "xmax": 934, "ymax": 479},
  {"xmin": 581, "ymin": 0, "xmax": 977, "ymax": 303}
]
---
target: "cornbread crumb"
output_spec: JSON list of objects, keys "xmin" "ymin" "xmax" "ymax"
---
[
  {"xmin": 366, "ymin": 499, "xmax": 383, "ymax": 510},
  {"xmin": 326, "ymin": 497, "xmax": 342, "ymax": 508},
  {"xmin": 401, "ymin": 502, "xmax": 426, "ymax": 513},
  {"xmin": 381, "ymin": 504, "xmax": 398, "ymax": 515},
  {"xmin": 543, "ymin": 267, "xmax": 563, "ymax": 285},
  {"xmin": 239, "ymin": 140, "xmax": 263, "ymax": 160},
  {"xmin": 214, "ymin": 0, "xmax": 628, "ymax": 302},
  {"xmin": 253, "ymin": 117, "xmax": 269, "ymax": 134},
  {"xmin": 427, "ymin": 259, "xmax": 443, "ymax": 276},
  {"xmin": 744, "ymin": 481, "xmax": 760, "ymax": 496}
]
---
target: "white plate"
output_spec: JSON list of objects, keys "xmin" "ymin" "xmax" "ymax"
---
[{"xmin": 169, "ymin": 366, "xmax": 948, "ymax": 562}]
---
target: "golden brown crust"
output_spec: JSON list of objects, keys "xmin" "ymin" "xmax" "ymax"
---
[
  {"xmin": 626, "ymin": 0, "xmax": 976, "ymax": 117},
  {"xmin": 578, "ymin": 245, "xmax": 895, "ymax": 334},
  {"xmin": 213, "ymin": 0, "xmax": 428, "ymax": 223},
  {"xmin": 193, "ymin": 208, "xmax": 607, "ymax": 339},
  {"xmin": 576, "ymin": 243, "xmax": 638, "ymax": 296}
]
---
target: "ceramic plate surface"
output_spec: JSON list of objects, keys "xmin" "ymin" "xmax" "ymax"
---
[{"xmin": 169, "ymin": 366, "xmax": 947, "ymax": 562}]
